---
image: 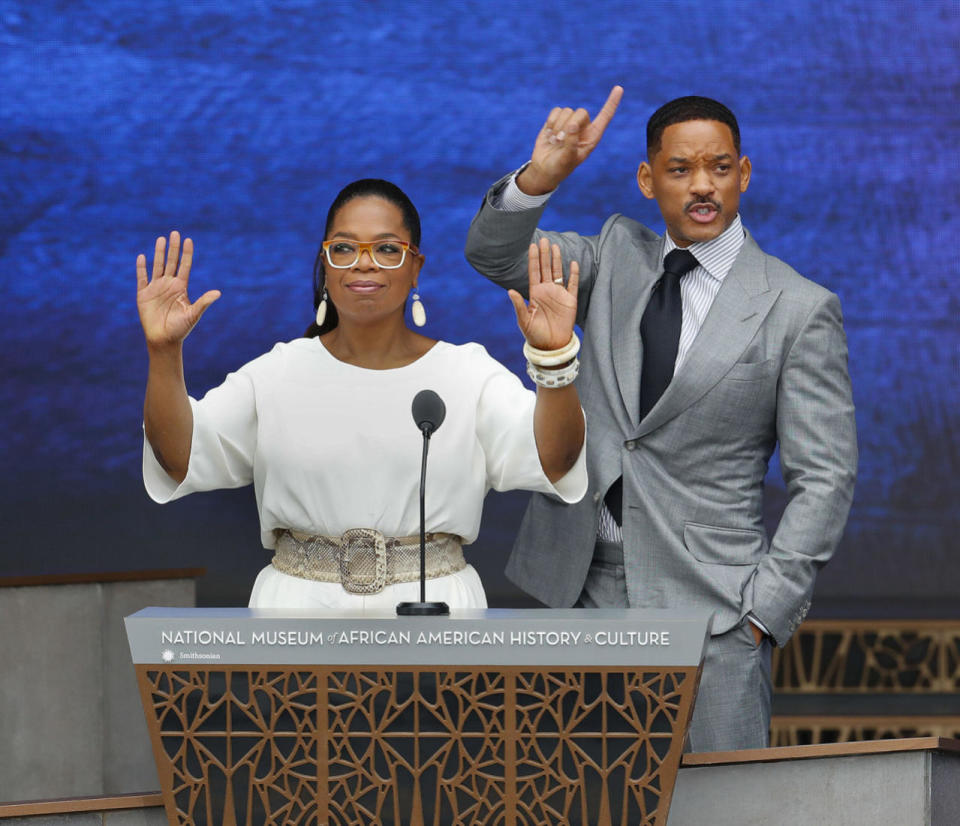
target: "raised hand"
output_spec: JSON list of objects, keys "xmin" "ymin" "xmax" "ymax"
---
[
  {"xmin": 136, "ymin": 231, "xmax": 220, "ymax": 350},
  {"xmin": 517, "ymin": 85, "xmax": 624, "ymax": 196},
  {"xmin": 509, "ymin": 238, "xmax": 580, "ymax": 352}
]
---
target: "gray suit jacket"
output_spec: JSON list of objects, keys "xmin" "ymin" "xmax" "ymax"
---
[{"xmin": 465, "ymin": 175, "xmax": 857, "ymax": 645}]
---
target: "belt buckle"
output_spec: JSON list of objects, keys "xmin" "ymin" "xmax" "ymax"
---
[{"xmin": 338, "ymin": 529, "xmax": 388, "ymax": 594}]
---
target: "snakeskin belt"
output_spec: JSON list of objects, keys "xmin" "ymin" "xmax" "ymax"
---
[{"xmin": 271, "ymin": 528, "xmax": 466, "ymax": 595}]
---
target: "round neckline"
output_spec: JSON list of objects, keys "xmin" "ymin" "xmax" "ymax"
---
[{"xmin": 313, "ymin": 336, "xmax": 445, "ymax": 373}]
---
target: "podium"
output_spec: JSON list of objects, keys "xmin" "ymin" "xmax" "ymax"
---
[{"xmin": 125, "ymin": 608, "xmax": 709, "ymax": 825}]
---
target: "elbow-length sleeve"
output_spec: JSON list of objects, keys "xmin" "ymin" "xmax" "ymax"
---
[
  {"xmin": 474, "ymin": 354, "xmax": 587, "ymax": 504},
  {"xmin": 142, "ymin": 368, "xmax": 258, "ymax": 503}
]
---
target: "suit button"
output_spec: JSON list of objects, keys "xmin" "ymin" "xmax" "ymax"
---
[
  {"xmin": 593, "ymin": 492, "xmax": 602, "ymax": 503},
  {"xmin": 624, "ymin": 440, "xmax": 636, "ymax": 451}
]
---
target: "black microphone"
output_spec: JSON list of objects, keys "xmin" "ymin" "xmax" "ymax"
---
[
  {"xmin": 397, "ymin": 390, "xmax": 450, "ymax": 616},
  {"xmin": 411, "ymin": 389, "xmax": 446, "ymax": 437}
]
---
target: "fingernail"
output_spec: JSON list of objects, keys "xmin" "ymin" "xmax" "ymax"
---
[{"xmin": 555, "ymin": 131, "xmax": 566, "ymax": 141}]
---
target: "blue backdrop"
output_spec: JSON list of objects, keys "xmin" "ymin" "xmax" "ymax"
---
[{"xmin": 2, "ymin": 0, "xmax": 958, "ymax": 611}]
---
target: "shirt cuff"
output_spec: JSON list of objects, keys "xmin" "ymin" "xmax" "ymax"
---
[
  {"xmin": 492, "ymin": 165, "xmax": 555, "ymax": 211},
  {"xmin": 747, "ymin": 613, "xmax": 772, "ymax": 638}
]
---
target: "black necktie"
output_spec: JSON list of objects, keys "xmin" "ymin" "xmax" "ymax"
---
[
  {"xmin": 604, "ymin": 248, "xmax": 699, "ymax": 526},
  {"xmin": 638, "ymin": 248, "xmax": 699, "ymax": 419}
]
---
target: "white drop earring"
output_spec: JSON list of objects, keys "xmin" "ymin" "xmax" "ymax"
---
[
  {"xmin": 315, "ymin": 287, "xmax": 328, "ymax": 327},
  {"xmin": 411, "ymin": 288, "xmax": 426, "ymax": 327}
]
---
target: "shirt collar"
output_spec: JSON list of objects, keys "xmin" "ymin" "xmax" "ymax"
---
[{"xmin": 662, "ymin": 214, "xmax": 745, "ymax": 282}]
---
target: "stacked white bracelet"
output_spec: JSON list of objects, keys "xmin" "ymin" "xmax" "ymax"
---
[
  {"xmin": 526, "ymin": 358, "xmax": 579, "ymax": 388},
  {"xmin": 524, "ymin": 333, "xmax": 581, "ymax": 388},
  {"xmin": 523, "ymin": 333, "xmax": 580, "ymax": 366}
]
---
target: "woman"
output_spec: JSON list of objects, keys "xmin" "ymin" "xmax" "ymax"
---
[{"xmin": 137, "ymin": 179, "xmax": 585, "ymax": 613}]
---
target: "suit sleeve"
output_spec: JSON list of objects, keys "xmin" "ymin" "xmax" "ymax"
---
[
  {"xmin": 748, "ymin": 292, "xmax": 858, "ymax": 645},
  {"xmin": 464, "ymin": 173, "xmax": 600, "ymax": 327}
]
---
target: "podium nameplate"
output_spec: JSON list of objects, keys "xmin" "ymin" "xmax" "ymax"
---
[{"xmin": 127, "ymin": 607, "xmax": 708, "ymax": 666}]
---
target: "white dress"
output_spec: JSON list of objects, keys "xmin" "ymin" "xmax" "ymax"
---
[{"xmin": 143, "ymin": 338, "xmax": 587, "ymax": 614}]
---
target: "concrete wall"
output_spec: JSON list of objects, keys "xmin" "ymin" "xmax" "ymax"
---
[{"xmin": 0, "ymin": 577, "xmax": 195, "ymax": 802}]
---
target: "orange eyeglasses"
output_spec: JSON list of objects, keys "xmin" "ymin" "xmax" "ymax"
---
[{"xmin": 322, "ymin": 239, "xmax": 419, "ymax": 269}]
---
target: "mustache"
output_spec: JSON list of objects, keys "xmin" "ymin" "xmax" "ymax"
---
[{"xmin": 684, "ymin": 197, "xmax": 722, "ymax": 213}]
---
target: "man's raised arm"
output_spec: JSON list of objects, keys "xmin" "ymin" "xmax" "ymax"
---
[{"xmin": 465, "ymin": 86, "xmax": 623, "ymax": 308}]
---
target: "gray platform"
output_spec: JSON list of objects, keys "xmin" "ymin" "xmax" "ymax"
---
[{"xmin": 670, "ymin": 738, "xmax": 960, "ymax": 826}]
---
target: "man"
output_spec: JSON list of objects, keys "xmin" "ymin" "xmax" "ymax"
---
[{"xmin": 464, "ymin": 89, "xmax": 857, "ymax": 752}]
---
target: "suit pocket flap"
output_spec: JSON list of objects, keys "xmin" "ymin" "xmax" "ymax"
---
[
  {"xmin": 723, "ymin": 358, "xmax": 777, "ymax": 381},
  {"xmin": 683, "ymin": 522, "xmax": 765, "ymax": 566}
]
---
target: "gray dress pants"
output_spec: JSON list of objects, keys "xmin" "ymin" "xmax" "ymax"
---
[{"xmin": 578, "ymin": 539, "xmax": 772, "ymax": 753}]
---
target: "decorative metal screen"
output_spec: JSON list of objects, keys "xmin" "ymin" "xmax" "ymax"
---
[
  {"xmin": 770, "ymin": 620, "xmax": 960, "ymax": 747},
  {"xmin": 137, "ymin": 665, "xmax": 697, "ymax": 826},
  {"xmin": 773, "ymin": 621, "xmax": 960, "ymax": 693}
]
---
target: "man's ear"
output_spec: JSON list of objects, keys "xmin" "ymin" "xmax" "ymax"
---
[
  {"xmin": 637, "ymin": 162, "xmax": 655, "ymax": 200},
  {"xmin": 739, "ymin": 155, "xmax": 752, "ymax": 192}
]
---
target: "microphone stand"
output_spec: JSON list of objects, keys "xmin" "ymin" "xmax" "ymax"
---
[{"xmin": 397, "ymin": 394, "xmax": 449, "ymax": 616}]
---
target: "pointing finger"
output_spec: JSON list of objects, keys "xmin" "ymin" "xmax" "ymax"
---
[{"xmin": 590, "ymin": 85, "xmax": 624, "ymax": 137}]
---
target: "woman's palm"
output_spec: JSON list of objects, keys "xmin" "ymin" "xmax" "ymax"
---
[{"xmin": 136, "ymin": 232, "xmax": 219, "ymax": 348}]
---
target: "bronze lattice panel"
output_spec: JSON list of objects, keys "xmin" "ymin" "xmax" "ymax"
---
[
  {"xmin": 145, "ymin": 669, "xmax": 322, "ymax": 825},
  {"xmin": 325, "ymin": 670, "xmax": 508, "ymax": 825},
  {"xmin": 773, "ymin": 621, "xmax": 960, "ymax": 693},
  {"xmin": 137, "ymin": 666, "xmax": 697, "ymax": 826},
  {"xmin": 512, "ymin": 670, "xmax": 687, "ymax": 826}
]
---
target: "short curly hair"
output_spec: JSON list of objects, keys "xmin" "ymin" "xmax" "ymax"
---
[{"xmin": 646, "ymin": 96, "xmax": 741, "ymax": 159}]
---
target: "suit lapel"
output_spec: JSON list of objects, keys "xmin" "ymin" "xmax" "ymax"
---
[
  {"xmin": 611, "ymin": 236, "xmax": 662, "ymax": 424},
  {"xmin": 635, "ymin": 232, "xmax": 781, "ymax": 437}
]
